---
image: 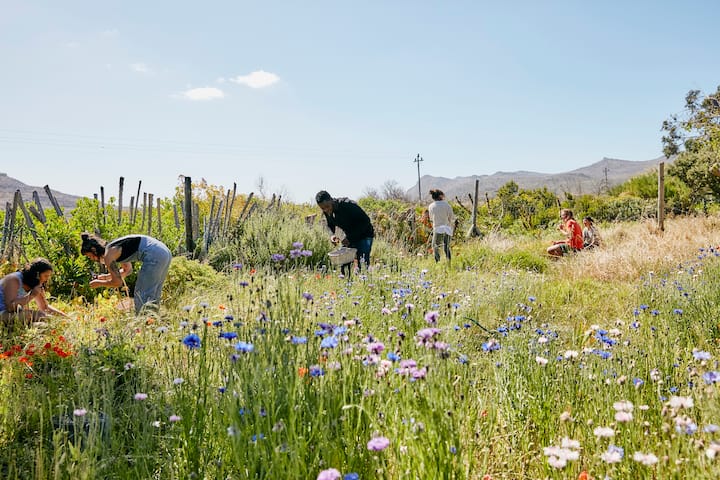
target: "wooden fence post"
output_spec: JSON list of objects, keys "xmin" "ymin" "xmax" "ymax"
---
[
  {"xmin": 32, "ymin": 191, "xmax": 47, "ymax": 223},
  {"xmin": 141, "ymin": 192, "xmax": 147, "ymax": 229},
  {"xmin": 658, "ymin": 162, "xmax": 665, "ymax": 232},
  {"xmin": 133, "ymin": 180, "xmax": 142, "ymax": 224},
  {"xmin": 1, "ymin": 201, "xmax": 14, "ymax": 256},
  {"xmin": 100, "ymin": 186, "xmax": 106, "ymax": 225},
  {"xmin": 147, "ymin": 193, "xmax": 154, "ymax": 236},
  {"xmin": 44, "ymin": 185, "xmax": 65, "ymax": 220},
  {"xmin": 183, "ymin": 176, "xmax": 194, "ymax": 255},
  {"xmin": 467, "ymin": 179, "xmax": 481, "ymax": 237},
  {"xmin": 173, "ymin": 203, "xmax": 180, "ymax": 229},
  {"xmin": 156, "ymin": 197, "xmax": 162, "ymax": 237},
  {"xmin": 118, "ymin": 176, "xmax": 124, "ymax": 225}
]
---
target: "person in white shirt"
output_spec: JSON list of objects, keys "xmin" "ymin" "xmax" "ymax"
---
[{"xmin": 423, "ymin": 189, "xmax": 457, "ymax": 263}]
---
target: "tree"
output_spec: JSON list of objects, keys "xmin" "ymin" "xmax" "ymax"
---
[
  {"xmin": 662, "ymin": 86, "xmax": 720, "ymax": 202},
  {"xmin": 381, "ymin": 180, "xmax": 407, "ymax": 201},
  {"xmin": 662, "ymin": 86, "xmax": 720, "ymax": 156}
]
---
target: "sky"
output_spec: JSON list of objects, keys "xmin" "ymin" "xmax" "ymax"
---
[{"xmin": 1, "ymin": 0, "xmax": 719, "ymax": 204}]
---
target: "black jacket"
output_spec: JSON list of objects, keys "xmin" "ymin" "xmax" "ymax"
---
[{"xmin": 323, "ymin": 198, "xmax": 374, "ymax": 244}]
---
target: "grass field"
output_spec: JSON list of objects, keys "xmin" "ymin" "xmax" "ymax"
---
[{"xmin": 2, "ymin": 215, "xmax": 720, "ymax": 479}]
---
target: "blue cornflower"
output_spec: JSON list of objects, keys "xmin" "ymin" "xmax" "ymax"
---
[
  {"xmin": 292, "ymin": 241, "xmax": 304, "ymax": 249},
  {"xmin": 650, "ymin": 309, "xmax": 660, "ymax": 316},
  {"xmin": 387, "ymin": 352, "xmax": 401, "ymax": 362},
  {"xmin": 309, "ymin": 365, "xmax": 325, "ymax": 377},
  {"xmin": 219, "ymin": 331, "xmax": 238, "ymax": 340},
  {"xmin": 199, "ymin": 302, "xmax": 209, "ymax": 308},
  {"xmin": 703, "ymin": 371, "xmax": 720, "ymax": 384},
  {"xmin": 234, "ymin": 341, "xmax": 254, "ymax": 353},
  {"xmin": 239, "ymin": 281, "xmax": 249, "ymax": 287},
  {"xmin": 232, "ymin": 263, "xmax": 243, "ymax": 270},
  {"xmin": 630, "ymin": 321, "xmax": 640, "ymax": 329},
  {"xmin": 251, "ymin": 433, "xmax": 265, "ymax": 442},
  {"xmin": 212, "ymin": 320, "xmax": 223, "ymax": 327},
  {"xmin": 271, "ymin": 253, "xmax": 285, "ymax": 262},
  {"xmin": 693, "ymin": 350, "xmax": 712, "ymax": 361},
  {"xmin": 639, "ymin": 304, "xmax": 649, "ymax": 310},
  {"xmin": 458, "ymin": 355, "xmax": 468, "ymax": 365},
  {"xmin": 673, "ymin": 308, "xmax": 683, "ymax": 315},
  {"xmin": 343, "ymin": 474, "xmax": 360, "ymax": 480},
  {"xmin": 528, "ymin": 296, "xmax": 536, "ymax": 302},
  {"xmin": 633, "ymin": 378, "xmax": 644, "ymax": 387},
  {"xmin": 291, "ymin": 336, "xmax": 308, "ymax": 344},
  {"xmin": 321, "ymin": 336, "xmax": 339, "ymax": 348},
  {"xmin": 302, "ymin": 292, "xmax": 314, "ymax": 301},
  {"xmin": 182, "ymin": 333, "xmax": 201, "ymax": 349}
]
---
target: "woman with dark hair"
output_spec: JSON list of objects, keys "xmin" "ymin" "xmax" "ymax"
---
[
  {"xmin": 422, "ymin": 189, "xmax": 457, "ymax": 263},
  {"xmin": 0, "ymin": 258, "xmax": 67, "ymax": 323},
  {"xmin": 80, "ymin": 233, "xmax": 172, "ymax": 314},
  {"xmin": 582, "ymin": 216, "xmax": 602, "ymax": 249}
]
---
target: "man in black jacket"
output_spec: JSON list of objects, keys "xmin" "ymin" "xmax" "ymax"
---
[{"xmin": 316, "ymin": 190, "xmax": 374, "ymax": 273}]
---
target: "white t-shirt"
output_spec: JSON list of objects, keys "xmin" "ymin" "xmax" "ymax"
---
[{"xmin": 428, "ymin": 200, "xmax": 456, "ymax": 235}]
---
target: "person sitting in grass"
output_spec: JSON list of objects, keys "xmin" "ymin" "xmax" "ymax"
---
[
  {"xmin": 547, "ymin": 208, "xmax": 583, "ymax": 257},
  {"xmin": 582, "ymin": 216, "xmax": 602, "ymax": 249},
  {"xmin": 0, "ymin": 258, "xmax": 68, "ymax": 324}
]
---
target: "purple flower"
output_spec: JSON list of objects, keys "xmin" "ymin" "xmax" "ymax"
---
[
  {"xmin": 317, "ymin": 469, "xmax": 341, "ymax": 480},
  {"xmin": 343, "ymin": 474, "xmax": 360, "ymax": 480},
  {"xmin": 301, "ymin": 249, "xmax": 313, "ymax": 257},
  {"xmin": 291, "ymin": 336, "xmax": 308, "ymax": 345},
  {"xmin": 271, "ymin": 253, "xmax": 286, "ymax": 262},
  {"xmin": 703, "ymin": 371, "xmax": 720, "ymax": 384},
  {"xmin": 302, "ymin": 292, "xmax": 314, "ymax": 301},
  {"xmin": 367, "ymin": 436, "xmax": 390, "ymax": 451},
  {"xmin": 233, "ymin": 263, "xmax": 243, "ymax": 270},
  {"xmin": 292, "ymin": 241, "xmax": 304, "ymax": 249},
  {"xmin": 219, "ymin": 331, "xmax": 238, "ymax": 340},
  {"xmin": 424, "ymin": 311, "xmax": 440, "ymax": 324},
  {"xmin": 367, "ymin": 342, "xmax": 385, "ymax": 354}
]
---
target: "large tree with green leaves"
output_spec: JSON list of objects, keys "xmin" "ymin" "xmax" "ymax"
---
[{"xmin": 662, "ymin": 86, "xmax": 720, "ymax": 201}]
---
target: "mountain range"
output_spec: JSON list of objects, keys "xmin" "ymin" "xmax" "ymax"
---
[
  {"xmin": 406, "ymin": 157, "xmax": 670, "ymax": 202},
  {"xmin": 0, "ymin": 172, "xmax": 82, "ymax": 213}
]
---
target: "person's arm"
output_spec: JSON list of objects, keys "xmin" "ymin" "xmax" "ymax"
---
[
  {"xmin": 89, "ymin": 246, "xmax": 129, "ymax": 288},
  {"xmin": 32, "ymin": 287, "xmax": 69, "ymax": 317},
  {"xmin": 3, "ymin": 278, "xmax": 38, "ymax": 311}
]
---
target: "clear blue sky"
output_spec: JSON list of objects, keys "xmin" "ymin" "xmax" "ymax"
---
[{"xmin": 1, "ymin": 0, "xmax": 719, "ymax": 204}]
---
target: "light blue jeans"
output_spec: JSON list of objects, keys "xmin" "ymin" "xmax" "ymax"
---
[{"xmin": 133, "ymin": 236, "xmax": 172, "ymax": 313}]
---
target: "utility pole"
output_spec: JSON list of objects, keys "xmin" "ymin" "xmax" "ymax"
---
[{"xmin": 414, "ymin": 153, "xmax": 424, "ymax": 201}]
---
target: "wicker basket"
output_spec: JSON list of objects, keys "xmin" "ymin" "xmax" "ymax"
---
[{"xmin": 328, "ymin": 247, "xmax": 357, "ymax": 266}]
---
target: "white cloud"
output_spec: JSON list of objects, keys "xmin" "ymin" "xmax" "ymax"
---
[
  {"xmin": 230, "ymin": 70, "xmax": 280, "ymax": 88},
  {"xmin": 182, "ymin": 87, "xmax": 225, "ymax": 101},
  {"xmin": 131, "ymin": 63, "xmax": 151, "ymax": 74}
]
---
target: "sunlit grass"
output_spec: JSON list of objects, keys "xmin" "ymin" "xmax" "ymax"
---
[{"xmin": 2, "ymin": 217, "xmax": 720, "ymax": 478}]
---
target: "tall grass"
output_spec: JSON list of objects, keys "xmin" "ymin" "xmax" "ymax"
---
[{"xmin": 2, "ymin": 216, "xmax": 720, "ymax": 478}]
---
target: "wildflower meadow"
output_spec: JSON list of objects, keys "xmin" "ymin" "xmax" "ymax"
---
[{"xmin": 3, "ymin": 213, "xmax": 720, "ymax": 479}]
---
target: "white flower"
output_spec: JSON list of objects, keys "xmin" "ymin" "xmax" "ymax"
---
[
  {"xmin": 563, "ymin": 350, "xmax": 579, "ymax": 359},
  {"xmin": 560, "ymin": 437, "xmax": 581, "ymax": 450},
  {"xmin": 613, "ymin": 400, "xmax": 634, "ymax": 412},
  {"xmin": 706, "ymin": 443, "xmax": 720, "ymax": 460},
  {"xmin": 535, "ymin": 356, "xmax": 549, "ymax": 366},
  {"xmin": 559, "ymin": 411, "xmax": 573, "ymax": 422},
  {"xmin": 667, "ymin": 396, "xmax": 694, "ymax": 409},
  {"xmin": 601, "ymin": 448, "xmax": 623, "ymax": 464},
  {"xmin": 593, "ymin": 426, "xmax": 615, "ymax": 438},
  {"xmin": 538, "ymin": 336, "xmax": 549, "ymax": 344},
  {"xmin": 633, "ymin": 451, "xmax": 659, "ymax": 466},
  {"xmin": 615, "ymin": 411, "xmax": 633, "ymax": 423},
  {"xmin": 650, "ymin": 369, "xmax": 661, "ymax": 381}
]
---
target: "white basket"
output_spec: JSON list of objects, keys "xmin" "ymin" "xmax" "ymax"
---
[{"xmin": 328, "ymin": 247, "xmax": 357, "ymax": 266}]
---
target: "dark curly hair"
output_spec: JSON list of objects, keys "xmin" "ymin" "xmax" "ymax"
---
[
  {"xmin": 21, "ymin": 258, "xmax": 54, "ymax": 289},
  {"xmin": 429, "ymin": 189, "xmax": 445, "ymax": 201},
  {"xmin": 80, "ymin": 232, "xmax": 107, "ymax": 257}
]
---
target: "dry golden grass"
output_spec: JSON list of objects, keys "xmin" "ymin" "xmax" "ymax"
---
[{"xmin": 554, "ymin": 215, "xmax": 720, "ymax": 282}]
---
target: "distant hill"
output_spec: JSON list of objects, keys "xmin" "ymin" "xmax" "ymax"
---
[
  {"xmin": 407, "ymin": 157, "xmax": 670, "ymax": 202},
  {"xmin": 0, "ymin": 173, "xmax": 83, "ymax": 212}
]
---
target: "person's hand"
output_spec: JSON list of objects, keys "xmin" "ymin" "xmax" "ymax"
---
[
  {"xmin": 29, "ymin": 285, "xmax": 44, "ymax": 298},
  {"xmin": 341, "ymin": 238, "xmax": 350, "ymax": 247}
]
